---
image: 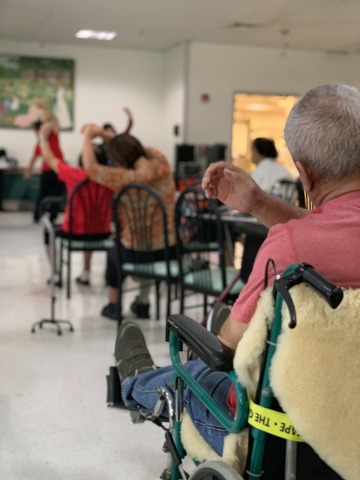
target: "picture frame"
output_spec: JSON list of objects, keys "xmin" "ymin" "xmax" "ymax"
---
[{"xmin": 0, "ymin": 54, "xmax": 75, "ymax": 131}]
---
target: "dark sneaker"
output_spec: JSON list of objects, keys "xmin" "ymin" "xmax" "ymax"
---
[
  {"xmin": 130, "ymin": 298, "xmax": 150, "ymax": 319},
  {"xmin": 101, "ymin": 303, "xmax": 121, "ymax": 321},
  {"xmin": 75, "ymin": 275, "xmax": 90, "ymax": 286},
  {"xmin": 207, "ymin": 302, "xmax": 230, "ymax": 335},
  {"xmin": 115, "ymin": 321, "xmax": 156, "ymax": 381},
  {"xmin": 47, "ymin": 274, "xmax": 62, "ymax": 288}
]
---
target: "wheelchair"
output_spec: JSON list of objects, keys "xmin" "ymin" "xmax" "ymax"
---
[{"xmin": 106, "ymin": 262, "xmax": 354, "ymax": 479}]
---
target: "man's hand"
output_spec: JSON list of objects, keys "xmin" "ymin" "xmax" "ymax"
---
[
  {"xmin": 202, "ymin": 161, "xmax": 307, "ymax": 227},
  {"xmin": 202, "ymin": 161, "xmax": 261, "ymax": 213}
]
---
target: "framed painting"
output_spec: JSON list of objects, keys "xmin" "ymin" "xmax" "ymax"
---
[{"xmin": 0, "ymin": 55, "xmax": 75, "ymax": 130}]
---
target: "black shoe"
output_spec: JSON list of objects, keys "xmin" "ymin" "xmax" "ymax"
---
[
  {"xmin": 75, "ymin": 275, "xmax": 90, "ymax": 286},
  {"xmin": 130, "ymin": 298, "xmax": 150, "ymax": 319},
  {"xmin": 47, "ymin": 274, "xmax": 62, "ymax": 288},
  {"xmin": 101, "ymin": 303, "xmax": 121, "ymax": 321},
  {"xmin": 114, "ymin": 321, "xmax": 156, "ymax": 381}
]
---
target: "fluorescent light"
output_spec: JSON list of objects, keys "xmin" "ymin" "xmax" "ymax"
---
[
  {"xmin": 246, "ymin": 103, "xmax": 273, "ymax": 111},
  {"xmin": 75, "ymin": 30, "xmax": 117, "ymax": 41}
]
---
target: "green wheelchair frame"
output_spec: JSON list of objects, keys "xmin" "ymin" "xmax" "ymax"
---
[
  {"xmin": 106, "ymin": 262, "xmax": 344, "ymax": 479},
  {"xmin": 164, "ymin": 262, "xmax": 344, "ymax": 479}
]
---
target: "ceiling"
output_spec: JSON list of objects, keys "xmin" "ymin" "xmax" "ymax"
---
[{"xmin": 1, "ymin": 0, "xmax": 360, "ymax": 54}]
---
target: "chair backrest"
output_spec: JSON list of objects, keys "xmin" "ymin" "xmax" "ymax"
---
[
  {"xmin": 270, "ymin": 178, "xmax": 299, "ymax": 204},
  {"xmin": 38, "ymin": 195, "xmax": 67, "ymax": 218},
  {"xmin": 67, "ymin": 178, "xmax": 113, "ymax": 238},
  {"xmin": 175, "ymin": 185, "xmax": 228, "ymax": 290},
  {"xmin": 112, "ymin": 182, "xmax": 171, "ymax": 263}
]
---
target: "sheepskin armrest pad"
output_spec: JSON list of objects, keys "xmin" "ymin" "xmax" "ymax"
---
[{"xmin": 167, "ymin": 314, "xmax": 234, "ymax": 371}]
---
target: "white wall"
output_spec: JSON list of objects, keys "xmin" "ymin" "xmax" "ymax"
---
[
  {"xmin": 162, "ymin": 43, "xmax": 188, "ymax": 162},
  {"xmin": 2, "ymin": 39, "xmax": 360, "ymax": 170},
  {"xmin": 0, "ymin": 40, "xmax": 169, "ymax": 167},
  {"xmin": 185, "ymin": 42, "xmax": 360, "ymax": 157}
]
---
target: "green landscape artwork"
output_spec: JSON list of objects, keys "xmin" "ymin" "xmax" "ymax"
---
[{"xmin": 0, "ymin": 55, "xmax": 74, "ymax": 130}]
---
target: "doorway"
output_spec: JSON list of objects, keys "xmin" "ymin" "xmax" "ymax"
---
[{"xmin": 231, "ymin": 93, "xmax": 298, "ymax": 176}]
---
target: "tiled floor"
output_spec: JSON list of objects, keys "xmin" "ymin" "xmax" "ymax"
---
[{"xmin": 0, "ymin": 211, "xmax": 200, "ymax": 479}]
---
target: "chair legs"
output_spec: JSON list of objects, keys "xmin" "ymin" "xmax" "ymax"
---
[
  {"xmin": 59, "ymin": 242, "xmax": 71, "ymax": 300},
  {"xmin": 165, "ymin": 282, "xmax": 171, "ymax": 320},
  {"xmin": 155, "ymin": 281, "xmax": 160, "ymax": 320},
  {"xmin": 119, "ymin": 278, "xmax": 175, "ymax": 322},
  {"xmin": 59, "ymin": 239, "xmax": 63, "ymax": 287},
  {"xmin": 66, "ymin": 248, "xmax": 71, "ymax": 299},
  {"xmin": 180, "ymin": 284, "xmax": 185, "ymax": 314},
  {"xmin": 203, "ymin": 294, "xmax": 208, "ymax": 318}
]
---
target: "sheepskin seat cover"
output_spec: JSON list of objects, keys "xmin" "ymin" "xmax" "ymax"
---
[
  {"xmin": 235, "ymin": 284, "xmax": 360, "ymax": 480},
  {"xmin": 181, "ymin": 285, "xmax": 360, "ymax": 480}
]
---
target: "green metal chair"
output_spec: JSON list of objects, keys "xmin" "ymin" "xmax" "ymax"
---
[
  {"xmin": 175, "ymin": 185, "xmax": 245, "ymax": 317},
  {"xmin": 58, "ymin": 178, "xmax": 114, "ymax": 298},
  {"xmin": 112, "ymin": 182, "xmax": 179, "ymax": 321}
]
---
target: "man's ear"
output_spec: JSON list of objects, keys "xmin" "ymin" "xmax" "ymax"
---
[{"xmin": 295, "ymin": 161, "xmax": 314, "ymax": 192}]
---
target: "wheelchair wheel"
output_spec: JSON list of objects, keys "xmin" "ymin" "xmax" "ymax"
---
[{"xmin": 189, "ymin": 461, "xmax": 244, "ymax": 480}]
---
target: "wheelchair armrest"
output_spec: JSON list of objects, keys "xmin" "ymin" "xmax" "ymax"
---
[{"xmin": 167, "ymin": 314, "xmax": 234, "ymax": 372}]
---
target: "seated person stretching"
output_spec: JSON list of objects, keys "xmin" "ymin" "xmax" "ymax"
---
[
  {"xmin": 114, "ymin": 83, "xmax": 360, "ymax": 456},
  {"xmin": 80, "ymin": 123, "xmax": 177, "ymax": 320},
  {"xmin": 75, "ymin": 108, "xmax": 133, "ymax": 286},
  {"xmin": 38, "ymin": 123, "xmax": 114, "ymax": 287}
]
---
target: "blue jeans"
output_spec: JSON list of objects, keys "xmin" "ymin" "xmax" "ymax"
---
[{"xmin": 122, "ymin": 359, "xmax": 232, "ymax": 456}]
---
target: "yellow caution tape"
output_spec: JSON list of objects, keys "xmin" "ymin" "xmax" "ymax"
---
[{"xmin": 248, "ymin": 398, "xmax": 303, "ymax": 442}]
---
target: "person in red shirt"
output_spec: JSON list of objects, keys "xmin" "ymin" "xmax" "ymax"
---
[
  {"xmin": 37, "ymin": 108, "xmax": 133, "ymax": 287},
  {"xmin": 38, "ymin": 123, "xmax": 114, "ymax": 288},
  {"xmin": 24, "ymin": 107, "xmax": 66, "ymax": 223}
]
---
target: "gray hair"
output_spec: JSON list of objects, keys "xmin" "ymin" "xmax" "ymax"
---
[{"xmin": 284, "ymin": 84, "xmax": 360, "ymax": 179}]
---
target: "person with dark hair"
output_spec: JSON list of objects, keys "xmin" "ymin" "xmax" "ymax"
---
[
  {"xmin": 78, "ymin": 108, "xmax": 133, "ymax": 169},
  {"xmin": 102, "ymin": 123, "xmax": 117, "ymax": 135},
  {"xmin": 252, "ymin": 137, "xmax": 278, "ymax": 158},
  {"xmin": 250, "ymin": 137, "xmax": 292, "ymax": 193},
  {"xmin": 80, "ymin": 123, "xmax": 176, "ymax": 320},
  {"xmin": 37, "ymin": 122, "xmax": 114, "ymax": 287},
  {"xmin": 24, "ymin": 103, "xmax": 66, "ymax": 223}
]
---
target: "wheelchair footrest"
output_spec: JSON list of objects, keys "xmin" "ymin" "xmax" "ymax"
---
[{"xmin": 106, "ymin": 366, "xmax": 123, "ymax": 407}]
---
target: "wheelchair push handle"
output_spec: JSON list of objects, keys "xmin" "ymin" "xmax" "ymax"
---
[
  {"xmin": 296, "ymin": 263, "xmax": 343, "ymax": 309},
  {"xmin": 274, "ymin": 263, "xmax": 344, "ymax": 329}
]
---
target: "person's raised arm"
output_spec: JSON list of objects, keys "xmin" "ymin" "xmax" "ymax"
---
[
  {"xmin": 24, "ymin": 152, "xmax": 39, "ymax": 179},
  {"xmin": 122, "ymin": 107, "xmax": 133, "ymax": 134},
  {"xmin": 34, "ymin": 100, "xmax": 60, "ymax": 133},
  {"xmin": 80, "ymin": 123, "xmax": 104, "ymax": 172},
  {"xmin": 47, "ymin": 110, "xmax": 60, "ymax": 134},
  {"xmin": 38, "ymin": 123, "xmax": 60, "ymax": 173},
  {"xmin": 202, "ymin": 161, "xmax": 307, "ymax": 228}
]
